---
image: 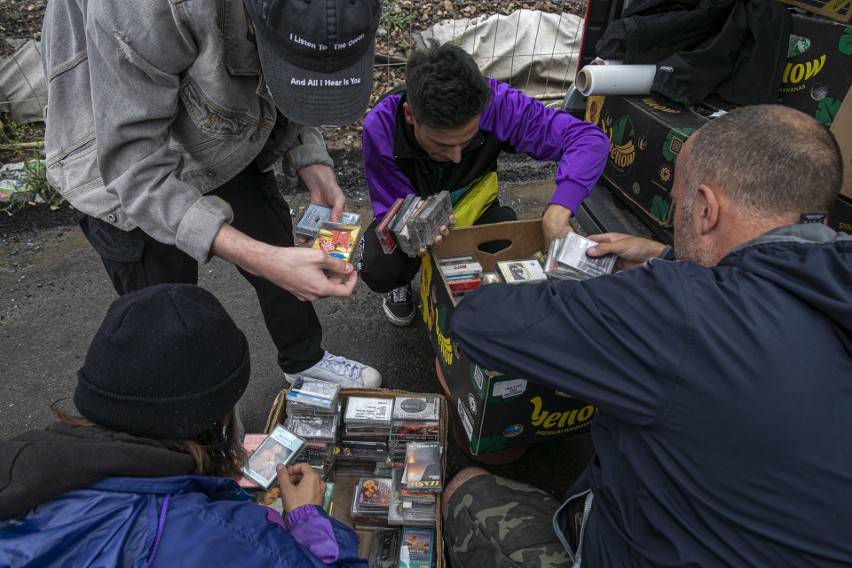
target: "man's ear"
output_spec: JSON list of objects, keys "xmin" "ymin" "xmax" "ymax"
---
[
  {"xmin": 694, "ymin": 184, "xmax": 721, "ymax": 235},
  {"xmin": 402, "ymin": 102, "xmax": 416, "ymax": 126}
]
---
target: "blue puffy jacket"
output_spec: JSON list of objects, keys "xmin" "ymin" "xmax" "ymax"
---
[
  {"xmin": 0, "ymin": 424, "xmax": 367, "ymax": 568},
  {"xmin": 0, "ymin": 475, "xmax": 366, "ymax": 567}
]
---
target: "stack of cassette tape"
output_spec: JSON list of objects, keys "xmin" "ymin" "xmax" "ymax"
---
[
  {"xmin": 335, "ymin": 396, "xmax": 394, "ymax": 476},
  {"xmin": 284, "ymin": 378, "xmax": 341, "ymax": 478},
  {"xmin": 438, "ymin": 254, "xmax": 483, "ymax": 300},
  {"xmin": 350, "ymin": 476, "xmax": 394, "ymax": 526},
  {"xmin": 389, "ymin": 396, "xmax": 441, "ymax": 465},
  {"xmin": 387, "ymin": 466, "xmax": 437, "ymax": 527},
  {"xmin": 545, "ymin": 231, "xmax": 616, "ymax": 280},
  {"xmin": 375, "ymin": 191, "xmax": 452, "ymax": 257}
]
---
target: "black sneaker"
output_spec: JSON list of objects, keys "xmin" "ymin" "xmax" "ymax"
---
[{"xmin": 382, "ymin": 285, "xmax": 415, "ymax": 327}]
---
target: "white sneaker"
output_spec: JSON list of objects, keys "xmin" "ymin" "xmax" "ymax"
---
[{"xmin": 284, "ymin": 352, "xmax": 382, "ymax": 389}]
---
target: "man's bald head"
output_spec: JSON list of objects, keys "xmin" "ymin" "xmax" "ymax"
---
[{"xmin": 679, "ymin": 105, "xmax": 842, "ymax": 220}]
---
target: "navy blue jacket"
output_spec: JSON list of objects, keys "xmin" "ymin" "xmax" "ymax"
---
[{"xmin": 450, "ymin": 224, "xmax": 852, "ymax": 566}]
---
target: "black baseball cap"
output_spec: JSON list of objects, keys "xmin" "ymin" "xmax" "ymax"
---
[{"xmin": 244, "ymin": 0, "xmax": 382, "ymax": 127}]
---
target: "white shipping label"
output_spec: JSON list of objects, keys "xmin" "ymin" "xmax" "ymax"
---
[
  {"xmin": 492, "ymin": 379, "xmax": 527, "ymax": 398},
  {"xmin": 458, "ymin": 398, "xmax": 474, "ymax": 440}
]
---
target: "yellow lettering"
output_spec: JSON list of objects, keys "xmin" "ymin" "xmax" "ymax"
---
[
  {"xmin": 791, "ymin": 63, "xmax": 804, "ymax": 83},
  {"xmin": 530, "ymin": 397, "xmax": 597, "ymax": 430},
  {"xmin": 436, "ymin": 309, "xmax": 452, "ymax": 366},
  {"xmin": 642, "ymin": 97, "xmax": 680, "ymax": 113},
  {"xmin": 544, "ymin": 413, "xmax": 560, "ymax": 428},
  {"xmin": 558, "ymin": 408, "xmax": 578, "ymax": 428},
  {"xmin": 530, "ymin": 396, "xmax": 547, "ymax": 426},
  {"xmin": 610, "ymin": 142, "xmax": 635, "ymax": 169},
  {"xmin": 578, "ymin": 405, "xmax": 595, "ymax": 422},
  {"xmin": 782, "ymin": 56, "xmax": 826, "ymax": 85}
]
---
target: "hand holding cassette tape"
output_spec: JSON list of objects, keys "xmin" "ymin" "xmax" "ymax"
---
[
  {"xmin": 415, "ymin": 212, "xmax": 456, "ymax": 257},
  {"xmin": 277, "ymin": 462, "xmax": 327, "ymax": 515}
]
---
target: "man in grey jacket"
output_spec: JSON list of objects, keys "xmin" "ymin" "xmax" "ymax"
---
[{"xmin": 41, "ymin": 0, "xmax": 383, "ymax": 387}]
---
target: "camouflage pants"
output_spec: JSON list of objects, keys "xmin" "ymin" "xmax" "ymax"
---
[{"xmin": 443, "ymin": 473, "xmax": 572, "ymax": 568}]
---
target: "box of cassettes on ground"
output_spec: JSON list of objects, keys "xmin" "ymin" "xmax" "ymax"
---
[
  {"xmin": 420, "ymin": 219, "xmax": 595, "ymax": 455},
  {"xmin": 264, "ymin": 387, "xmax": 449, "ymax": 568}
]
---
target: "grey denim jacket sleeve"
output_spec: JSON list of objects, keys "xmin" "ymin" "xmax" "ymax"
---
[{"xmin": 41, "ymin": 0, "xmax": 333, "ymax": 262}]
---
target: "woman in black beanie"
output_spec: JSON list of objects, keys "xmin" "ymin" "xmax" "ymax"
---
[{"xmin": 0, "ymin": 283, "xmax": 367, "ymax": 567}]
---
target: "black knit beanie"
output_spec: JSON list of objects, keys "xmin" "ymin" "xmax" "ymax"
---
[{"xmin": 75, "ymin": 283, "xmax": 250, "ymax": 439}]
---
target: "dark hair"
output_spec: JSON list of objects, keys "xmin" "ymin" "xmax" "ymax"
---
[
  {"xmin": 681, "ymin": 105, "xmax": 842, "ymax": 216},
  {"xmin": 405, "ymin": 40, "xmax": 492, "ymax": 129},
  {"xmin": 54, "ymin": 402, "xmax": 248, "ymax": 479}
]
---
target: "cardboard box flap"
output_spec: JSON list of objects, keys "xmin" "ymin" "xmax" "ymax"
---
[
  {"xmin": 830, "ymin": 85, "xmax": 852, "ymax": 201},
  {"xmin": 436, "ymin": 219, "xmax": 544, "ymax": 272}
]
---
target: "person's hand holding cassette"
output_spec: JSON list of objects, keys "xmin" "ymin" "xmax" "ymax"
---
[
  {"xmin": 277, "ymin": 462, "xmax": 326, "ymax": 515},
  {"xmin": 417, "ymin": 213, "xmax": 457, "ymax": 257}
]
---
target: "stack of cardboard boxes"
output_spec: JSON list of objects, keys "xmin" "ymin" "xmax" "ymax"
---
[{"xmin": 586, "ymin": 7, "xmax": 852, "ymax": 237}]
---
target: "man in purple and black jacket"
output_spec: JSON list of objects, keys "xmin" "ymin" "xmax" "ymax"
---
[{"xmin": 359, "ymin": 41, "xmax": 610, "ymax": 326}]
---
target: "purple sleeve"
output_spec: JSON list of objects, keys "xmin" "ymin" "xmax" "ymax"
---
[
  {"xmin": 479, "ymin": 78, "xmax": 610, "ymax": 214},
  {"xmin": 285, "ymin": 504, "xmax": 363, "ymax": 564},
  {"xmin": 362, "ymin": 95, "xmax": 416, "ymax": 219}
]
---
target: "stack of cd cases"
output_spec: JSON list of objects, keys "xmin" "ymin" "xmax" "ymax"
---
[
  {"xmin": 284, "ymin": 378, "xmax": 341, "ymax": 477},
  {"xmin": 375, "ymin": 191, "xmax": 452, "ymax": 257}
]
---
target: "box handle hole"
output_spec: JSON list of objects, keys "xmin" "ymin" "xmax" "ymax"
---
[{"xmin": 477, "ymin": 239, "xmax": 512, "ymax": 255}]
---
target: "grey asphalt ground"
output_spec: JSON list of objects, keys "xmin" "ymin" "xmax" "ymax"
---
[{"xmin": 0, "ymin": 163, "xmax": 612, "ymax": 499}]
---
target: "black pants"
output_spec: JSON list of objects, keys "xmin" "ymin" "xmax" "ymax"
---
[
  {"xmin": 359, "ymin": 199, "xmax": 517, "ymax": 294},
  {"xmin": 80, "ymin": 162, "xmax": 323, "ymax": 374}
]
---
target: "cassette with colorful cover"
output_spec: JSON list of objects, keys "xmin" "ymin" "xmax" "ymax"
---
[
  {"xmin": 312, "ymin": 221, "xmax": 361, "ymax": 262},
  {"xmin": 398, "ymin": 527, "xmax": 435, "ymax": 568},
  {"xmin": 401, "ymin": 442, "xmax": 443, "ymax": 491},
  {"xmin": 241, "ymin": 424, "xmax": 306, "ymax": 489},
  {"xmin": 352, "ymin": 476, "xmax": 393, "ymax": 512},
  {"xmin": 296, "ymin": 204, "xmax": 361, "ymax": 241}
]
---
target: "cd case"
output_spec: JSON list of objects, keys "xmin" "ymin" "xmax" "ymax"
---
[{"xmin": 241, "ymin": 424, "xmax": 306, "ymax": 489}]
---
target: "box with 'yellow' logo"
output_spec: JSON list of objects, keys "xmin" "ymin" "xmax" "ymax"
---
[
  {"xmin": 420, "ymin": 219, "xmax": 595, "ymax": 456},
  {"xmin": 586, "ymin": 95, "xmax": 708, "ymax": 241},
  {"xmin": 778, "ymin": 13, "xmax": 851, "ymax": 126}
]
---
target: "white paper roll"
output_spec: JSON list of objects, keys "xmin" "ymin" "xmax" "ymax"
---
[{"xmin": 575, "ymin": 64, "xmax": 657, "ymax": 96}]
